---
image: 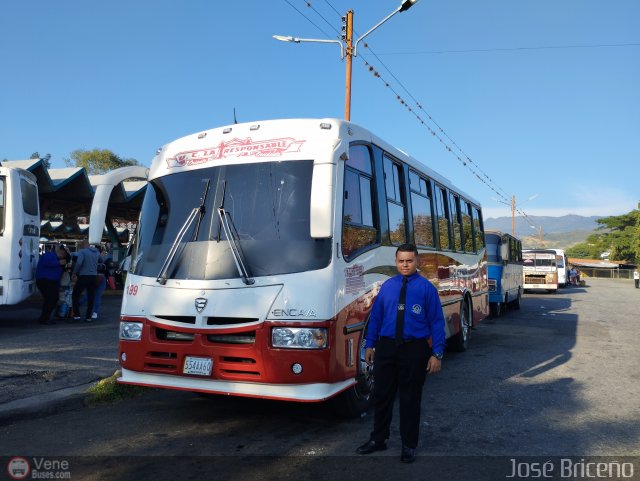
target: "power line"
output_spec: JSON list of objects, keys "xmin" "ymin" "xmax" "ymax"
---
[
  {"xmin": 374, "ymin": 42, "xmax": 640, "ymax": 55},
  {"xmin": 301, "ymin": 1, "xmax": 342, "ymax": 38},
  {"xmin": 283, "ymin": 0, "xmax": 334, "ymax": 39},
  {"xmin": 282, "ymin": 0, "xmax": 530, "ymax": 219}
]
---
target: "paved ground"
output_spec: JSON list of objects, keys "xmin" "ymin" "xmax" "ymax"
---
[
  {"xmin": 0, "ymin": 278, "xmax": 638, "ymax": 481},
  {"xmin": 0, "ymin": 290, "xmax": 122, "ymax": 421}
]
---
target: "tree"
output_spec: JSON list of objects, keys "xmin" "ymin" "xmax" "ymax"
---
[
  {"xmin": 566, "ymin": 207, "xmax": 640, "ymax": 263},
  {"xmin": 64, "ymin": 149, "xmax": 139, "ymax": 175},
  {"xmin": 29, "ymin": 152, "xmax": 52, "ymax": 169}
]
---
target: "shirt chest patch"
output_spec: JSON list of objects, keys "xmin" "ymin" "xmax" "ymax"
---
[{"xmin": 412, "ymin": 304, "xmax": 422, "ymax": 314}]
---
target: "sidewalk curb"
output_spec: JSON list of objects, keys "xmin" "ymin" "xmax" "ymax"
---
[{"xmin": 0, "ymin": 382, "xmax": 96, "ymax": 427}]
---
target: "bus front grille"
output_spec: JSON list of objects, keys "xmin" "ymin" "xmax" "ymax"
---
[
  {"xmin": 206, "ymin": 317, "xmax": 259, "ymax": 326},
  {"xmin": 206, "ymin": 332, "xmax": 256, "ymax": 344}
]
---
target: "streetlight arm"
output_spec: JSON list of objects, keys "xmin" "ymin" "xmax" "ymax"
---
[
  {"xmin": 353, "ymin": 8, "xmax": 400, "ymax": 57},
  {"xmin": 273, "ymin": 35, "xmax": 345, "ymax": 59},
  {"xmin": 353, "ymin": 0, "xmax": 419, "ymax": 57}
]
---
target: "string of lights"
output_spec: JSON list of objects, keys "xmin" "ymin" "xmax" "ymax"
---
[
  {"xmin": 285, "ymin": 0, "xmax": 532, "ymax": 221},
  {"xmin": 358, "ymin": 44, "xmax": 512, "ymax": 202},
  {"xmin": 358, "ymin": 55, "xmax": 513, "ymax": 205}
]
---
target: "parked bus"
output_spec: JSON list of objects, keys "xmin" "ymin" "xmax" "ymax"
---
[
  {"xmin": 485, "ymin": 231, "xmax": 523, "ymax": 317},
  {"xmin": 0, "ymin": 166, "xmax": 40, "ymax": 305},
  {"xmin": 522, "ymin": 249, "xmax": 558, "ymax": 292},
  {"xmin": 550, "ymin": 248, "xmax": 568, "ymax": 287},
  {"xmin": 117, "ymin": 118, "xmax": 489, "ymax": 416}
]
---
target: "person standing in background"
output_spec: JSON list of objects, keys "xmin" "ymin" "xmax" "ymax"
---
[
  {"xmin": 35, "ymin": 245, "xmax": 66, "ymax": 325},
  {"xmin": 70, "ymin": 239, "xmax": 100, "ymax": 323},
  {"xmin": 634, "ymin": 269, "xmax": 639, "ymax": 289},
  {"xmin": 91, "ymin": 246, "xmax": 109, "ymax": 319}
]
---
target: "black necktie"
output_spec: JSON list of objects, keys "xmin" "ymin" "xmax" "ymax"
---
[{"xmin": 396, "ymin": 276, "xmax": 408, "ymax": 345}]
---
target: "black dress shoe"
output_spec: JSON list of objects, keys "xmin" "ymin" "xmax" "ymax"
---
[
  {"xmin": 356, "ymin": 439, "xmax": 387, "ymax": 455},
  {"xmin": 401, "ymin": 445, "xmax": 416, "ymax": 463}
]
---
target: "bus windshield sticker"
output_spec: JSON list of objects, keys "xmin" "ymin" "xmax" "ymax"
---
[
  {"xmin": 345, "ymin": 264, "xmax": 365, "ymax": 295},
  {"xmin": 166, "ymin": 137, "xmax": 306, "ymax": 168}
]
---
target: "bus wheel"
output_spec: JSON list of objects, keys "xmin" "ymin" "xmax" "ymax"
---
[
  {"xmin": 331, "ymin": 328, "xmax": 374, "ymax": 417},
  {"xmin": 450, "ymin": 299, "xmax": 471, "ymax": 352},
  {"xmin": 514, "ymin": 290, "xmax": 522, "ymax": 310},
  {"xmin": 490, "ymin": 302, "xmax": 501, "ymax": 318}
]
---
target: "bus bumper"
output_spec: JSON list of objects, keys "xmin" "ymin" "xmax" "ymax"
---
[{"xmin": 118, "ymin": 368, "xmax": 355, "ymax": 402}]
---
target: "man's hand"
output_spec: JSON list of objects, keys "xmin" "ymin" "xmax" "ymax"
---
[
  {"xmin": 426, "ymin": 356, "xmax": 441, "ymax": 374},
  {"xmin": 364, "ymin": 347, "xmax": 375, "ymax": 365}
]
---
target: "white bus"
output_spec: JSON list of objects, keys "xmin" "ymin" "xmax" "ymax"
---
[
  {"xmin": 550, "ymin": 248, "xmax": 568, "ymax": 287},
  {"xmin": 117, "ymin": 118, "xmax": 489, "ymax": 416},
  {"xmin": 0, "ymin": 166, "xmax": 40, "ymax": 304},
  {"xmin": 522, "ymin": 249, "xmax": 558, "ymax": 292}
]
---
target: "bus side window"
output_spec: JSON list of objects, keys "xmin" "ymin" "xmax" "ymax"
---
[
  {"xmin": 450, "ymin": 193, "xmax": 463, "ymax": 251},
  {"xmin": 342, "ymin": 145, "xmax": 378, "ymax": 259},
  {"xmin": 383, "ymin": 155, "xmax": 406, "ymax": 245},
  {"xmin": 435, "ymin": 186, "xmax": 451, "ymax": 250},
  {"xmin": 472, "ymin": 206, "xmax": 485, "ymax": 252},
  {"xmin": 409, "ymin": 171, "xmax": 434, "ymax": 247},
  {"xmin": 20, "ymin": 179, "xmax": 39, "ymax": 216},
  {"xmin": 461, "ymin": 201, "xmax": 474, "ymax": 253}
]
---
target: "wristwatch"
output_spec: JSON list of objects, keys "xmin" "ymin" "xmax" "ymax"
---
[{"xmin": 432, "ymin": 352, "xmax": 443, "ymax": 360}]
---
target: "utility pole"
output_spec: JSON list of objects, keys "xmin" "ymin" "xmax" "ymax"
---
[
  {"xmin": 539, "ymin": 225, "xmax": 543, "ymax": 243},
  {"xmin": 343, "ymin": 11, "xmax": 354, "ymax": 121},
  {"xmin": 274, "ymin": 0, "xmax": 418, "ymax": 121}
]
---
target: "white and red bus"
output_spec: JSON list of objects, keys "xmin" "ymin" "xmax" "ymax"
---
[
  {"xmin": 117, "ymin": 118, "xmax": 489, "ymax": 416},
  {"xmin": 523, "ymin": 249, "xmax": 558, "ymax": 292},
  {"xmin": 0, "ymin": 166, "xmax": 40, "ymax": 305}
]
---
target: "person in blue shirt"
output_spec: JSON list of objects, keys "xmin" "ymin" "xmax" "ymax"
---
[
  {"xmin": 35, "ymin": 245, "xmax": 65, "ymax": 325},
  {"xmin": 356, "ymin": 243, "xmax": 446, "ymax": 463}
]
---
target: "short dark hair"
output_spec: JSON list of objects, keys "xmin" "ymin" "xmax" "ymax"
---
[{"xmin": 396, "ymin": 243, "xmax": 418, "ymax": 257}]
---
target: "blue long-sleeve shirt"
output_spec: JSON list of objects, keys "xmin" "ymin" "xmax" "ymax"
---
[
  {"xmin": 365, "ymin": 271, "xmax": 446, "ymax": 356},
  {"xmin": 36, "ymin": 251, "xmax": 63, "ymax": 281},
  {"xmin": 73, "ymin": 247, "xmax": 100, "ymax": 276}
]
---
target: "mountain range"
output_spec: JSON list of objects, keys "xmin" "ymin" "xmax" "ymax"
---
[{"xmin": 484, "ymin": 215, "xmax": 603, "ymax": 250}]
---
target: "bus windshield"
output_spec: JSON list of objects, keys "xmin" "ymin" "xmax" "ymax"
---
[
  {"xmin": 523, "ymin": 254, "xmax": 556, "ymax": 268},
  {"xmin": 131, "ymin": 160, "xmax": 331, "ymax": 280},
  {"xmin": 485, "ymin": 233, "xmax": 501, "ymax": 263}
]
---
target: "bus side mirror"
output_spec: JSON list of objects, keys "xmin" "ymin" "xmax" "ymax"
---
[{"xmin": 310, "ymin": 161, "xmax": 335, "ymax": 238}]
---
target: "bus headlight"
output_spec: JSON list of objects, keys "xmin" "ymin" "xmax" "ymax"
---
[
  {"xmin": 119, "ymin": 322, "xmax": 143, "ymax": 341},
  {"xmin": 272, "ymin": 327, "xmax": 328, "ymax": 349}
]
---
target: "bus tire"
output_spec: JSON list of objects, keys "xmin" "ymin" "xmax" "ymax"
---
[
  {"xmin": 514, "ymin": 290, "xmax": 522, "ymax": 310},
  {"xmin": 490, "ymin": 302, "xmax": 500, "ymax": 318},
  {"xmin": 331, "ymin": 324, "xmax": 374, "ymax": 418},
  {"xmin": 449, "ymin": 299, "xmax": 471, "ymax": 352}
]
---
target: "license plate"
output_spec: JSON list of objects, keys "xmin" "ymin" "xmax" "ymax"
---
[{"xmin": 183, "ymin": 356, "xmax": 213, "ymax": 376}]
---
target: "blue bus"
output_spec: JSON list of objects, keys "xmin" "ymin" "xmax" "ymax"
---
[{"xmin": 486, "ymin": 231, "xmax": 523, "ymax": 317}]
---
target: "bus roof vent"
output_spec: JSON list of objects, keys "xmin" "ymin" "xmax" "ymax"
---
[
  {"xmin": 319, "ymin": 123, "xmax": 332, "ymax": 130},
  {"xmin": 250, "ymin": 124, "xmax": 260, "ymax": 131},
  {"xmin": 223, "ymin": 127, "xmax": 232, "ymax": 134}
]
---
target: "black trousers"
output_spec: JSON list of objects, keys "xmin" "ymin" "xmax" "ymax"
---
[
  {"xmin": 72, "ymin": 275, "xmax": 97, "ymax": 319},
  {"xmin": 370, "ymin": 338, "xmax": 431, "ymax": 449},
  {"xmin": 36, "ymin": 279, "xmax": 60, "ymax": 322}
]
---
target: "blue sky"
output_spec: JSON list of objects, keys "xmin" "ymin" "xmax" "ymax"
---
[{"xmin": 1, "ymin": 0, "xmax": 638, "ymax": 219}]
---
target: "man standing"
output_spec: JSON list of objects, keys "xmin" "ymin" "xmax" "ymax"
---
[
  {"xmin": 634, "ymin": 269, "xmax": 639, "ymax": 289},
  {"xmin": 70, "ymin": 239, "xmax": 100, "ymax": 323},
  {"xmin": 356, "ymin": 243, "xmax": 445, "ymax": 463},
  {"xmin": 35, "ymin": 245, "xmax": 65, "ymax": 325}
]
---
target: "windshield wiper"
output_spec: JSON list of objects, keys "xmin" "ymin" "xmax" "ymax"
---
[
  {"xmin": 156, "ymin": 179, "xmax": 210, "ymax": 285},
  {"xmin": 216, "ymin": 181, "xmax": 255, "ymax": 285}
]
